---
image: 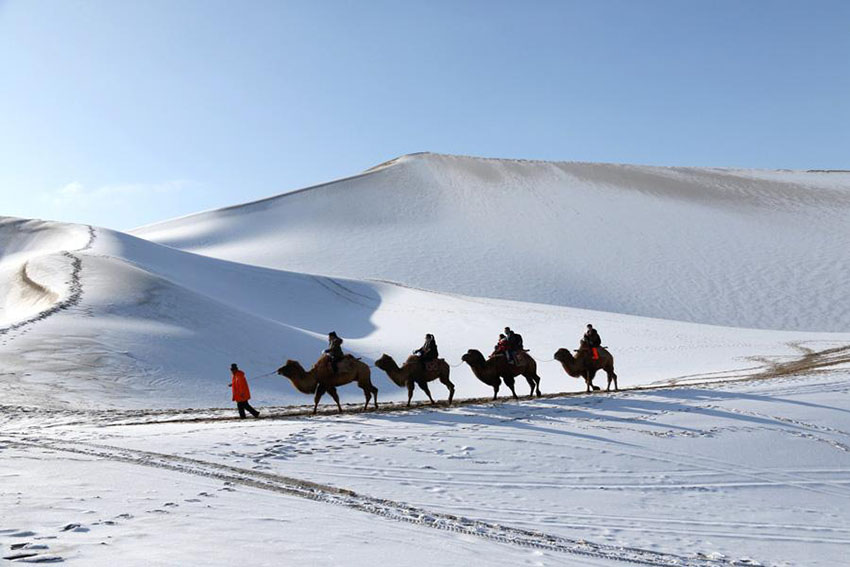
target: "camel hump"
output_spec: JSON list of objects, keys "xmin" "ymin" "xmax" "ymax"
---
[
  {"xmin": 403, "ymin": 355, "xmax": 442, "ymax": 373},
  {"xmin": 403, "ymin": 354, "xmax": 420, "ymax": 366},
  {"xmin": 339, "ymin": 356, "xmax": 365, "ymax": 371}
]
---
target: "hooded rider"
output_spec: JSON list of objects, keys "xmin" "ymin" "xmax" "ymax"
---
[
  {"xmin": 503, "ymin": 327, "xmax": 523, "ymax": 364},
  {"xmin": 324, "ymin": 331, "xmax": 344, "ymax": 374},
  {"xmin": 583, "ymin": 324, "xmax": 601, "ymax": 348},
  {"xmin": 582, "ymin": 324, "xmax": 602, "ymax": 360},
  {"xmin": 414, "ymin": 333, "xmax": 439, "ymax": 370}
]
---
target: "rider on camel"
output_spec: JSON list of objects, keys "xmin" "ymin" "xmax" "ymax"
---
[
  {"xmin": 582, "ymin": 324, "xmax": 602, "ymax": 360},
  {"xmin": 503, "ymin": 327, "xmax": 524, "ymax": 364},
  {"xmin": 414, "ymin": 333, "xmax": 439, "ymax": 371},
  {"xmin": 492, "ymin": 333, "xmax": 509, "ymax": 358},
  {"xmin": 324, "ymin": 331, "xmax": 344, "ymax": 374}
]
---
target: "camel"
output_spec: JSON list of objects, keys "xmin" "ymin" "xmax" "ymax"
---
[
  {"xmin": 554, "ymin": 347, "xmax": 618, "ymax": 393},
  {"xmin": 277, "ymin": 355, "xmax": 378, "ymax": 414},
  {"xmin": 461, "ymin": 349, "xmax": 542, "ymax": 400},
  {"xmin": 374, "ymin": 354, "xmax": 455, "ymax": 406}
]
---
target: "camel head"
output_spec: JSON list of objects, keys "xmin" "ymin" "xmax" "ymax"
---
[
  {"xmin": 374, "ymin": 354, "xmax": 395, "ymax": 371},
  {"xmin": 461, "ymin": 349, "xmax": 485, "ymax": 367},
  {"xmin": 553, "ymin": 348, "xmax": 573, "ymax": 363},
  {"xmin": 276, "ymin": 359, "xmax": 303, "ymax": 378},
  {"xmin": 277, "ymin": 360, "xmax": 316, "ymax": 394}
]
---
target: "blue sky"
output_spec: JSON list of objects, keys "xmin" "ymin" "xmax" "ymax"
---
[{"xmin": 1, "ymin": 0, "xmax": 848, "ymax": 230}]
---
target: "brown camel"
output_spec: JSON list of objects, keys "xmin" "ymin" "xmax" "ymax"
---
[
  {"xmin": 461, "ymin": 349, "xmax": 542, "ymax": 400},
  {"xmin": 277, "ymin": 355, "xmax": 378, "ymax": 414},
  {"xmin": 374, "ymin": 354, "xmax": 455, "ymax": 406},
  {"xmin": 553, "ymin": 347, "xmax": 618, "ymax": 393}
]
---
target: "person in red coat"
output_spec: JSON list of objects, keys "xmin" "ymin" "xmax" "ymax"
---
[{"xmin": 229, "ymin": 363, "xmax": 260, "ymax": 419}]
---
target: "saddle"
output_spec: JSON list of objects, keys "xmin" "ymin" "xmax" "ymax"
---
[
  {"xmin": 425, "ymin": 359, "xmax": 440, "ymax": 373},
  {"xmin": 577, "ymin": 346, "xmax": 602, "ymax": 361}
]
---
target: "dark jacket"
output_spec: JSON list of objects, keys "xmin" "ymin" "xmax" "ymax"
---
[
  {"xmin": 584, "ymin": 328, "xmax": 601, "ymax": 348},
  {"xmin": 415, "ymin": 337, "xmax": 439, "ymax": 361},
  {"xmin": 506, "ymin": 331, "xmax": 524, "ymax": 351},
  {"xmin": 325, "ymin": 335, "xmax": 344, "ymax": 359}
]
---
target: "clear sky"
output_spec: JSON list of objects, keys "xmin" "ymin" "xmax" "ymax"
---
[{"xmin": 1, "ymin": 0, "xmax": 848, "ymax": 230}]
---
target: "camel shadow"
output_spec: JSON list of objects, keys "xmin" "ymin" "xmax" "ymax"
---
[
  {"xmin": 647, "ymin": 386, "xmax": 850, "ymax": 417},
  {"xmin": 360, "ymin": 382, "xmax": 848, "ymax": 442}
]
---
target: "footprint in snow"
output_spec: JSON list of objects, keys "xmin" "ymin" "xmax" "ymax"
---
[
  {"xmin": 60, "ymin": 524, "xmax": 88, "ymax": 533},
  {"xmin": 9, "ymin": 554, "xmax": 64, "ymax": 563}
]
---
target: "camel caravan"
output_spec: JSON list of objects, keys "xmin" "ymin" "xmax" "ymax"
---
[{"xmin": 272, "ymin": 325, "xmax": 618, "ymax": 415}]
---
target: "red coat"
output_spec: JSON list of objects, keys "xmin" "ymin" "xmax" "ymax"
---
[{"xmin": 231, "ymin": 370, "xmax": 251, "ymax": 402}]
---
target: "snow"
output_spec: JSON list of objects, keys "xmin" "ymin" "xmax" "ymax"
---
[
  {"xmin": 2, "ymin": 152, "xmax": 850, "ymax": 565},
  {"xmin": 2, "ymin": 371, "xmax": 849, "ymax": 565},
  {"xmin": 1, "ymin": 212, "xmax": 847, "ymax": 409},
  {"xmin": 134, "ymin": 153, "xmax": 850, "ymax": 332}
]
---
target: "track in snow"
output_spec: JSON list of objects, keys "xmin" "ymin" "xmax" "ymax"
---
[
  {"xmin": 0, "ymin": 225, "xmax": 95, "ymax": 340},
  {"xmin": 2, "ymin": 434, "xmax": 753, "ymax": 567}
]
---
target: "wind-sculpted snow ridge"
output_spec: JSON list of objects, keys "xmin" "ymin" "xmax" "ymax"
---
[{"xmin": 134, "ymin": 152, "xmax": 850, "ymax": 332}]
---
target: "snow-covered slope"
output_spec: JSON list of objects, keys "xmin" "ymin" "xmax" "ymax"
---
[
  {"xmin": 1, "ymin": 215, "xmax": 846, "ymax": 409},
  {"xmin": 134, "ymin": 153, "xmax": 850, "ymax": 332}
]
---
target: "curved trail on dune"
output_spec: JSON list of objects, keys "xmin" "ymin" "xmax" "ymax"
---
[{"xmin": 0, "ymin": 226, "xmax": 95, "ymax": 340}]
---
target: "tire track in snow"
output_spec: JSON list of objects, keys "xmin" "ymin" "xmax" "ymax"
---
[
  {"xmin": 0, "ymin": 225, "xmax": 96, "ymax": 340},
  {"xmin": 3, "ymin": 434, "xmax": 752, "ymax": 567}
]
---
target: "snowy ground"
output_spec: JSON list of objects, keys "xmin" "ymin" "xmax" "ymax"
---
[
  {"xmin": 2, "ymin": 153, "xmax": 849, "ymax": 565},
  {"xmin": 3, "ymin": 367, "xmax": 850, "ymax": 566}
]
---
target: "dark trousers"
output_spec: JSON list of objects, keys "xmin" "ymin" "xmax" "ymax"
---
[{"xmin": 237, "ymin": 401, "xmax": 260, "ymax": 418}]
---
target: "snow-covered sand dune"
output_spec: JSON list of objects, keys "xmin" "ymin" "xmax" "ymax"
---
[
  {"xmin": 2, "ymin": 153, "xmax": 849, "ymax": 407},
  {"xmin": 2, "ymin": 215, "xmax": 845, "ymax": 409},
  {"xmin": 135, "ymin": 153, "xmax": 850, "ymax": 332},
  {"xmin": 3, "ymin": 154, "xmax": 850, "ymax": 566}
]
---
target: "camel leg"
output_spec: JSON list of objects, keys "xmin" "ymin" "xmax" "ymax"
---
[
  {"xmin": 522, "ymin": 373, "xmax": 541, "ymax": 397},
  {"xmin": 492, "ymin": 382, "xmax": 500, "ymax": 400},
  {"xmin": 524, "ymin": 375, "xmax": 536, "ymax": 397},
  {"xmin": 583, "ymin": 371, "xmax": 592, "ymax": 393},
  {"xmin": 504, "ymin": 376, "xmax": 518, "ymax": 400},
  {"xmin": 359, "ymin": 385, "xmax": 371, "ymax": 411},
  {"xmin": 313, "ymin": 384, "xmax": 326, "ymax": 414},
  {"xmin": 607, "ymin": 367, "xmax": 618, "ymax": 392},
  {"xmin": 440, "ymin": 377, "xmax": 455, "ymax": 405},
  {"xmin": 418, "ymin": 380, "xmax": 436, "ymax": 405},
  {"xmin": 327, "ymin": 386, "xmax": 343, "ymax": 414},
  {"xmin": 372, "ymin": 385, "xmax": 378, "ymax": 409},
  {"xmin": 587, "ymin": 369, "xmax": 600, "ymax": 392},
  {"xmin": 407, "ymin": 380, "xmax": 415, "ymax": 407}
]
